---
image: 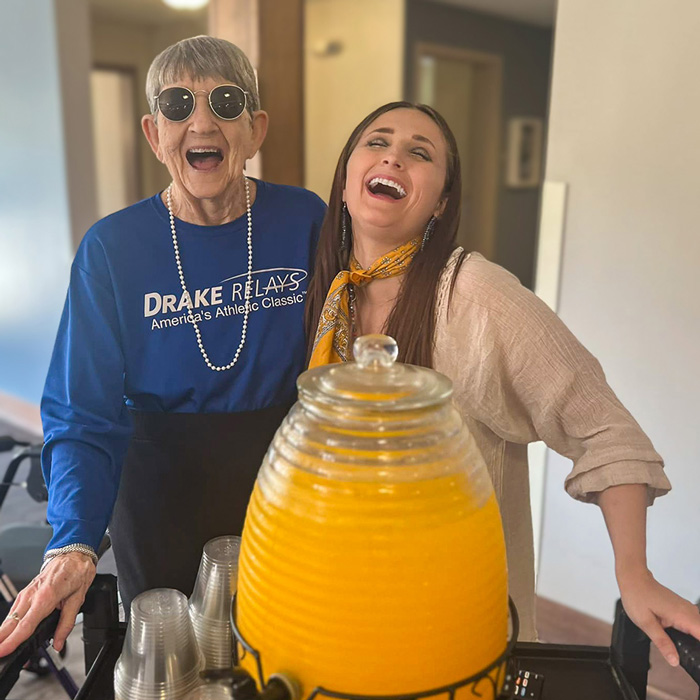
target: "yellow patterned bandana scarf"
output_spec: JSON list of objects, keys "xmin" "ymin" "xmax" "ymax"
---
[{"xmin": 309, "ymin": 238, "xmax": 420, "ymax": 368}]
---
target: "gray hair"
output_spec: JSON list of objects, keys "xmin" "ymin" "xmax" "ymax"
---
[{"xmin": 146, "ymin": 35, "xmax": 260, "ymax": 115}]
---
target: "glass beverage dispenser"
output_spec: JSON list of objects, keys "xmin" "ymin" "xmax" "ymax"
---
[{"xmin": 236, "ymin": 336, "xmax": 509, "ymax": 698}]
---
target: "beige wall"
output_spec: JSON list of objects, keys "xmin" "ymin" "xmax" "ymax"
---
[
  {"xmin": 90, "ymin": 14, "xmax": 207, "ymax": 199},
  {"xmin": 536, "ymin": 0, "xmax": 700, "ymax": 620},
  {"xmin": 304, "ymin": 0, "xmax": 405, "ymax": 201}
]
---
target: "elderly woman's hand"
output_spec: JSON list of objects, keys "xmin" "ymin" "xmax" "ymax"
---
[
  {"xmin": 0, "ymin": 552, "xmax": 96, "ymax": 657},
  {"xmin": 618, "ymin": 567, "xmax": 700, "ymax": 666}
]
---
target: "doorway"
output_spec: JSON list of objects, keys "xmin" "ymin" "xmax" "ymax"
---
[
  {"xmin": 88, "ymin": 0, "xmax": 208, "ymax": 217},
  {"xmin": 414, "ymin": 43, "xmax": 502, "ymax": 258},
  {"xmin": 91, "ymin": 67, "xmax": 141, "ymax": 219}
]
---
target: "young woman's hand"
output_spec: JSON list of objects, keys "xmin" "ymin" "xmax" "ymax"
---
[
  {"xmin": 0, "ymin": 552, "xmax": 96, "ymax": 657},
  {"xmin": 618, "ymin": 566, "xmax": 700, "ymax": 666}
]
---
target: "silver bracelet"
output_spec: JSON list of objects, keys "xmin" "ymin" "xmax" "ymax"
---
[{"xmin": 42, "ymin": 543, "xmax": 98, "ymax": 570}]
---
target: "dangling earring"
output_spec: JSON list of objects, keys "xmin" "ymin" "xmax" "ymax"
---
[
  {"xmin": 421, "ymin": 216, "xmax": 437, "ymax": 251},
  {"xmin": 340, "ymin": 202, "xmax": 349, "ymax": 250}
]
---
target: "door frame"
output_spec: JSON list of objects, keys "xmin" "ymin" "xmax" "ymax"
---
[
  {"xmin": 209, "ymin": 0, "xmax": 304, "ymax": 186},
  {"xmin": 412, "ymin": 42, "xmax": 503, "ymax": 259}
]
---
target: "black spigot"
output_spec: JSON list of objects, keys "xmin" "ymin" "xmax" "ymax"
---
[
  {"xmin": 229, "ymin": 668, "xmax": 260, "ymax": 700},
  {"xmin": 200, "ymin": 666, "xmax": 297, "ymax": 700},
  {"xmin": 260, "ymin": 675, "xmax": 298, "ymax": 700}
]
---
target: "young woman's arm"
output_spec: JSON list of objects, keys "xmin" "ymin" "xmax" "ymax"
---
[
  {"xmin": 442, "ymin": 256, "xmax": 698, "ymax": 661},
  {"xmin": 599, "ymin": 483, "xmax": 700, "ymax": 665}
]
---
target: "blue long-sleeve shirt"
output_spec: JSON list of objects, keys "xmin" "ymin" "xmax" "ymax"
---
[{"xmin": 41, "ymin": 180, "xmax": 326, "ymax": 552}]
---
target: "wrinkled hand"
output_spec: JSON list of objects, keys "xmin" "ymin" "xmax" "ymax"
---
[
  {"xmin": 618, "ymin": 567, "xmax": 700, "ymax": 667},
  {"xmin": 0, "ymin": 552, "xmax": 96, "ymax": 657}
]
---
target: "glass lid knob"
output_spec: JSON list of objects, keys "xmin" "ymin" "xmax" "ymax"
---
[{"xmin": 353, "ymin": 334, "xmax": 398, "ymax": 369}]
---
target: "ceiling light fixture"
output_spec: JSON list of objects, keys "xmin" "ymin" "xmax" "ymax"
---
[{"xmin": 161, "ymin": 0, "xmax": 210, "ymax": 10}]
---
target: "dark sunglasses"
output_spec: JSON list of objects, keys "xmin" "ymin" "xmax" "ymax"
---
[{"xmin": 154, "ymin": 84, "xmax": 249, "ymax": 122}]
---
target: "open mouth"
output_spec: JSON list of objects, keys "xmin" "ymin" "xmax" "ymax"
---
[
  {"xmin": 366, "ymin": 176, "xmax": 407, "ymax": 200},
  {"xmin": 186, "ymin": 147, "xmax": 224, "ymax": 172}
]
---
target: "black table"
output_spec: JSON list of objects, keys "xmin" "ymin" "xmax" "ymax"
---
[{"xmin": 2, "ymin": 575, "xmax": 698, "ymax": 700}]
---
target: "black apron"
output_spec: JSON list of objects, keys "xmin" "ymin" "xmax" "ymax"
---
[{"xmin": 110, "ymin": 405, "xmax": 290, "ymax": 610}]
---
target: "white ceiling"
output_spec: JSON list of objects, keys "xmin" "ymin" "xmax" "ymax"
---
[
  {"xmin": 424, "ymin": 0, "xmax": 556, "ymax": 27},
  {"xmin": 89, "ymin": 0, "xmax": 208, "ymax": 26}
]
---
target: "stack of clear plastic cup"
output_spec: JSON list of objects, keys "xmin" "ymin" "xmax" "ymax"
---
[
  {"xmin": 114, "ymin": 588, "xmax": 203, "ymax": 700},
  {"xmin": 189, "ymin": 536, "xmax": 241, "ymax": 669},
  {"xmin": 186, "ymin": 684, "xmax": 233, "ymax": 700}
]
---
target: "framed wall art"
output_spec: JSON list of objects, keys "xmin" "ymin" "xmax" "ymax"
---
[{"xmin": 505, "ymin": 117, "xmax": 544, "ymax": 188}]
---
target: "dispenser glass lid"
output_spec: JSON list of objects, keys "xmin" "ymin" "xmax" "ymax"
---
[{"xmin": 298, "ymin": 334, "xmax": 452, "ymax": 410}]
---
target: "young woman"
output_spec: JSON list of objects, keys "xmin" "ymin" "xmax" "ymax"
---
[{"xmin": 305, "ymin": 102, "xmax": 700, "ymax": 657}]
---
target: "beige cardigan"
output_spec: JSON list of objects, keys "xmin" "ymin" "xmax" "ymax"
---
[{"xmin": 432, "ymin": 251, "xmax": 671, "ymax": 641}]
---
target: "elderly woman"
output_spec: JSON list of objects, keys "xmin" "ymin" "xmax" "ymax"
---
[
  {"xmin": 305, "ymin": 102, "xmax": 700, "ymax": 661},
  {"xmin": 0, "ymin": 36, "xmax": 325, "ymax": 656}
]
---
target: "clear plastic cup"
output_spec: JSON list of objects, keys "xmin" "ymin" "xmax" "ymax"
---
[
  {"xmin": 189, "ymin": 536, "xmax": 240, "ymax": 669},
  {"xmin": 115, "ymin": 588, "xmax": 203, "ymax": 700}
]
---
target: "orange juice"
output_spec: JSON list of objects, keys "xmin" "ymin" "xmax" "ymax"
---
[{"xmin": 237, "ymin": 449, "xmax": 508, "ymax": 697}]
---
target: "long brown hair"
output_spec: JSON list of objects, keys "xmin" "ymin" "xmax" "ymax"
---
[{"xmin": 304, "ymin": 102, "xmax": 465, "ymax": 368}]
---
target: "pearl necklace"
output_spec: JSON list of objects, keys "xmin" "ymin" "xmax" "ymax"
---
[{"xmin": 166, "ymin": 180, "xmax": 253, "ymax": 372}]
